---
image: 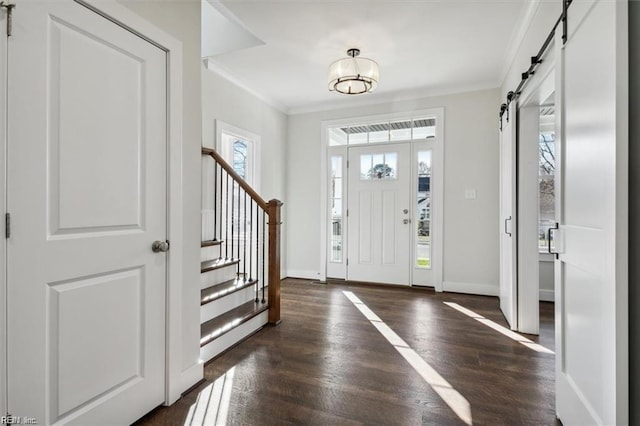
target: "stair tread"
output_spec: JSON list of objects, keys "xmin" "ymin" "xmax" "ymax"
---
[
  {"xmin": 200, "ymin": 300, "xmax": 268, "ymax": 347},
  {"xmin": 201, "ymin": 278, "xmax": 258, "ymax": 305},
  {"xmin": 201, "ymin": 240, "xmax": 224, "ymax": 248},
  {"xmin": 201, "ymin": 258, "xmax": 239, "ymax": 273}
]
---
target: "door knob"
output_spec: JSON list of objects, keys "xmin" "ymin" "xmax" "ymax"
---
[{"xmin": 152, "ymin": 240, "xmax": 170, "ymax": 253}]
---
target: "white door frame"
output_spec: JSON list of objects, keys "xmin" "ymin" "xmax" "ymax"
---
[
  {"xmin": 516, "ymin": 49, "xmax": 556, "ymax": 335},
  {"xmin": 0, "ymin": 0, "xmax": 186, "ymax": 407},
  {"xmin": 215, "ymin": 119, "xmax": 261, "ymax": 193},
  {"xmin": 0, "ymin": 4, "xmax": 7, "ymax": 415},
  {"xmin": 320, "ymin": 108, "xmax": 444, "ymax": 291}
]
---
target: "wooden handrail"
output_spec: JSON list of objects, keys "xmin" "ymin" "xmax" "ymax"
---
[{"xmin": 202, "ymin": 147, "xmax": 268, "ymax": 210}]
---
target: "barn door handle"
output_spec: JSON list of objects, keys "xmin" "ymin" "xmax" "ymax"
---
[
  {"xmin": 152, "ymin": 240, "xmax": 170, "ymax": 253},
  {"xmin": 504, "ymin": 216, "xmax": 512, "ymax": 237},
  {"xmin": 547, "ymin": 223, "xmax": 559, "ymax": 258}
]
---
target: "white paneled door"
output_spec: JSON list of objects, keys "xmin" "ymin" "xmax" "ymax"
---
[
  {"xmin": 499, "ymin": 103, "xmax": 518, "ymax": 329},
  {"xmin": 347, "ymin": 143, "xmax": 411, "ymax": 285},
  {"xmin": 555, "ymin": 1, "xmax": 628, "ymax": 424},
  {"xmin": 7, "ymin": 1, "xmax": 167, "ymax": 424}
]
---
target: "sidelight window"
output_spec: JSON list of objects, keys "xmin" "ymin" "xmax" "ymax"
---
[
  {"xmin": 416, "ymin": 151, "xmax": 431, "ymax": 268},
  {"xmin": 330, "ymin": 156, "xmax": 343, "ymax": 262}
]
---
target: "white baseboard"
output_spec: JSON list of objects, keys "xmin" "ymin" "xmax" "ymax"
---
[
  {"xmin": 442, "ymin": 281, "xmax": 498, "ymax": 297},
  {"xmin": 539, "ymin": 289, "xmax": 555, "ymax": 302},
  {"xmin": 286, "ymin": 269, "xmax": 322, "ymax": 280}
]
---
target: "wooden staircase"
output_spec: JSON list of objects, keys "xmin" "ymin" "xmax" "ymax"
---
[{"xmin": 200, "ymin": 147, "xmax": 281, "ymax": 363}]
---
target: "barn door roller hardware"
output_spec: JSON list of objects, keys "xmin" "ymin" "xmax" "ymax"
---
[
  {"xmin": 499, "ymin": 0, "xmax": 573, "ymax": 128},
  {"xmin": 1, "ymin": 1, "xmax": 15, "ymax": 37}
]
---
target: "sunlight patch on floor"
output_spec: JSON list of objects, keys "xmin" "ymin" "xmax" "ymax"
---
[
  {"xmin": 343, "ymin": 291, "xmax": 473, "ymax": 425},
  {"xmin": 184, "ymin": 366, "xmax": 235, "ymax": 426},
  {"xmin": 443, "ymin": 302, "xmax": 555, "ymax": 354}
]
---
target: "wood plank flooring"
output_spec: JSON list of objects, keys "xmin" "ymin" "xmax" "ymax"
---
[{"xmin": 135, "ymin": 278, "xmax": 558, "ymax": 425}]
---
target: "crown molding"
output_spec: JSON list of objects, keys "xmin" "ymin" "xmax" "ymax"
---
[
  {"xmin": 498, "ymin": 0, "xmax": 542, "ymax": 90},
  {"xmin": 287, "ymin": 82, "xmax": 499, "ymax": 116},
  {"xmin": 204, "ymin": 58, "xmax": 289, "ymax": 114}
]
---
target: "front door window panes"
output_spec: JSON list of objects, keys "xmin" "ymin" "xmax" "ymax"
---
[{"xmin": 360, "ymin": 152, "xmax": 398, "ymax": 180}]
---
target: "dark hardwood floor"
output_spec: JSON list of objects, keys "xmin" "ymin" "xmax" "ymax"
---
[{"xmin": 136, "ymin": 278, "xmax": 557, "ymax": 425}]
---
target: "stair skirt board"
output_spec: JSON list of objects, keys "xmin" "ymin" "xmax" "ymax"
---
[
  {"xmin": 201, "ymin": 284, "xmax": 261, "ymax": 323},
  {"xmin": 200, "ymin": 310, "xmax": 269, "ymax": 363},
  {"xmin": 201, "ymin": 264, "xmax": 239, "ymax": 289}
]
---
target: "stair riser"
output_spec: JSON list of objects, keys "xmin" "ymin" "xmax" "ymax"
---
[
  {"xmin": 201, "ymin": 210, "xmax": 215, "ymax": 242},
  {"xmin": 200, "ymin": 311, "xmax": 268, "ymax": 363},
  {"xmin": 201, "ymin": 264, "xmax": 238, "ymax": 290},
  {"xmin": 201, "ymin": 285, "xmax": 260, "ymax": 323},
  {"xmin": 201, "ymin": 245, "xmax": 223, "ymax": 262}
]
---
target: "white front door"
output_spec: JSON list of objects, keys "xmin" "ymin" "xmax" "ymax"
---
[
  {"xmin": 7, "ymin": 1, "xmax": 167, "ymax": 424},
  {"xmin": 555, "ymin": 1, "xmax": 628, "ymax": 424},
  {"xmin": 347, "ymin": 143, "xmax": 411, "ymax": 285},
  {"xmin": 499, "ymin": 103, "xmax": 518, "ymax": 329}
]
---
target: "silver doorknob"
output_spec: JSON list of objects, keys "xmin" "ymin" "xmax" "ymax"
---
[{"xmin": 152, "ymin": 240, "xmax": 170, "ymax": 253}]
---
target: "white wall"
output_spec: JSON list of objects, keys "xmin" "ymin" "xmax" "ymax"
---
[
  {"xmin": 201, "ymin": 68, "xmax": 289, "ymax": 272},
  {"xmin": 539, "ymin": 256, "xmax": 554, "ymax": 302},
  {"xmin": 201, "ymin": 69, "xmax": 288, "ymax": 202},
  {"xmin": 118, "ymin": 0, "xmax": 203, "ymax": 391},
  {"xmin": 287, "ymin": 89, "xmax": 501, "ymax": 294}
]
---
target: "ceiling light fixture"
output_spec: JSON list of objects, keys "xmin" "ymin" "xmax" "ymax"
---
[{"xmin": 328, "ymin": 48, "xmax": 379, "ymax": 95}]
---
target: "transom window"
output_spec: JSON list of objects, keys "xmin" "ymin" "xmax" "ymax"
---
[{"xmin": 328, "ymin": 117, "xmax": 436, "ymax": 146}]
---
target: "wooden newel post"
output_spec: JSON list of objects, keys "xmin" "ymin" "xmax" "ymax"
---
[{"xmin": 267, "ymin": 199, "xmax": 283, "ymax": 325}]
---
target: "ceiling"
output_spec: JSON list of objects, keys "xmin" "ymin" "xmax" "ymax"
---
[{"xmin": 205, "ymin": 0, "xmax": 535, "ymax": 114}]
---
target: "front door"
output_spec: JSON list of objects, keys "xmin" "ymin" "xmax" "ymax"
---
[
  {"xmin": 347, "ymin": 143, "xmax": 411, "ymax": 285},
  {"xmin": 7, "ymin": 1, "xmax": 167, "ymax": 423}
]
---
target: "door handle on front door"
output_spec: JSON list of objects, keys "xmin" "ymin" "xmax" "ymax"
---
[{"xmin": 152, "ymin": 240, "xmax": 170, "ymax": 253}]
